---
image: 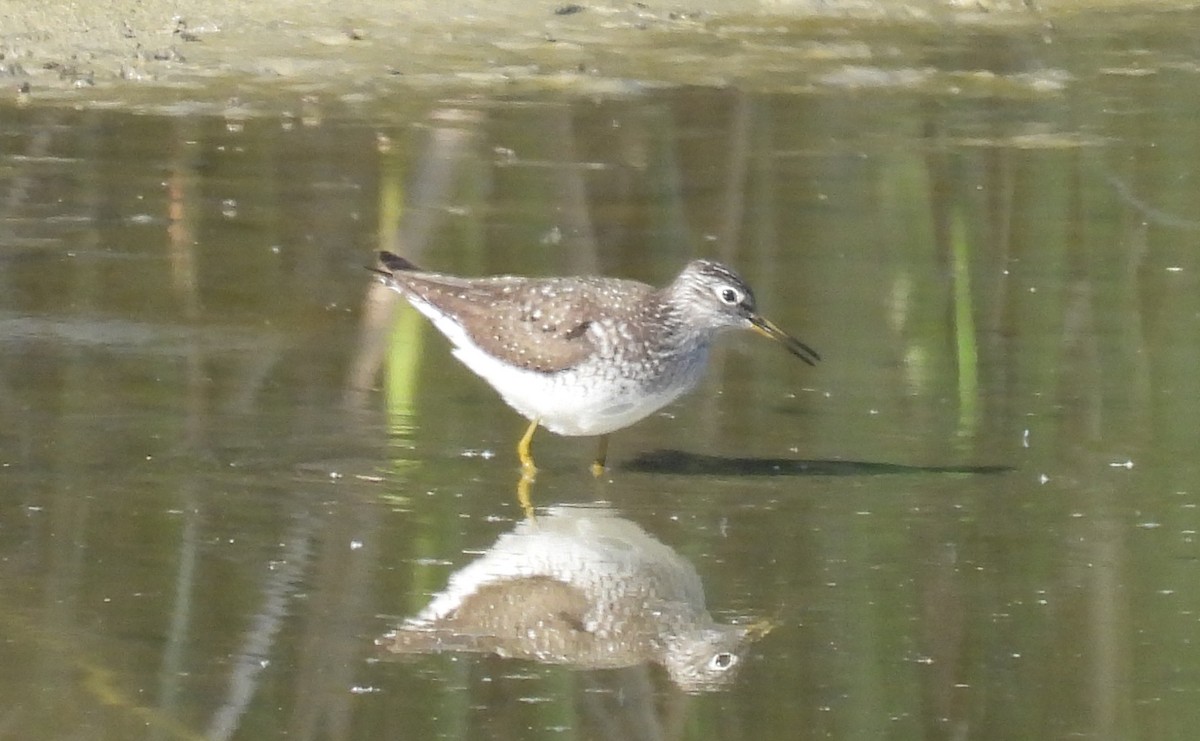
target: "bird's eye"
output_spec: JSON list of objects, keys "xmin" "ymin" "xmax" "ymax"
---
[
  {"xmin": 717, "ymin": 286, "xmax": 740, "ymax": 305},
  {"xmin": 709, "ymin": 652, "xmax": 738, "ymax": 671}
]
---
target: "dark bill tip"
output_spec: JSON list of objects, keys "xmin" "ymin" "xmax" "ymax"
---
[{"xmin": 750, "ymin": 315, "xmax": 820, "ymax": 366}]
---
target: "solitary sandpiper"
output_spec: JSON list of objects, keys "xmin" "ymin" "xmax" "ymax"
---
[
  {"xmin": 378, "ymin": 503, "xmax": 766, "ymax": 692},
  {"xmin": 374, "ymin": 251, "xmax": 819, "ymax": 474}
]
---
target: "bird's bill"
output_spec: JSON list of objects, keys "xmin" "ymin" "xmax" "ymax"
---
[
  {"xmin": 743, "ymin": 616, "xmax": 777, "ymax": 642},
  {"xmin": 749, "ymin": 315, "xmax": 820, "ymax": 366}
]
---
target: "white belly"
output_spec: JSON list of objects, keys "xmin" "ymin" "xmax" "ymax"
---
[{"xmin": 452, "ymin": 342, "xmax": 708, "ymax": 436}]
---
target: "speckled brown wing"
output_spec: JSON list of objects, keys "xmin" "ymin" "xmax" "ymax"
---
[
  {"xmin": 390, "ymin": 270, "xmax": 655, "ymax": 374},
  {"xmin": 440, "ymin": 575, "xmax": 592, "ymax": 635},
  {"xmin": 379, "ymin": 576, "xmax": 592, "ymax": 657}
]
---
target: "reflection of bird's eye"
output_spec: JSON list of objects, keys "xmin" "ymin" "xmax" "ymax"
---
[{"xmin": 709, "ymin": 652, "xmax": 738, "ymax": 671}]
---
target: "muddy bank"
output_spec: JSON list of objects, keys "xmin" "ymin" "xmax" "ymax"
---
[{"xmin": 0, "ymin": 0, "xmax": 1188, "ymax": 109}]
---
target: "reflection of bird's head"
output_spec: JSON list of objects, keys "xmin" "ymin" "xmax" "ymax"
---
[{"xmin": 663, "ymin": 624, "xmax": 755, "ymax": 692}]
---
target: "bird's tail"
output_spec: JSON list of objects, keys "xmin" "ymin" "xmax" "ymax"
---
[{"xmin": 379, "ymin": 251, "xmax": 421, "ymax": 272}]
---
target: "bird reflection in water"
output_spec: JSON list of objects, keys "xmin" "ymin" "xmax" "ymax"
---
[{"xmin": 377, "ymin": 504, "xmax": 765, "ymax": 693}]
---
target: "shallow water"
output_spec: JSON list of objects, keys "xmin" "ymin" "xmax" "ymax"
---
[{"xmin": 3, "ymin": 7, "xmax": 1200, "ymax": 740}]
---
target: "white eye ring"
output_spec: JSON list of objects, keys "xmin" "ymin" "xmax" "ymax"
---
[
  {"xmin": 708, "ymin": 652, "xmax": 738, "ymax": 671},
  {"xmin": 715, "ymin": 285, "xmax": 741, "ymax": 305}
]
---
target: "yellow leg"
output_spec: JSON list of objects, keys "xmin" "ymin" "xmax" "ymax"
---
[
  {"xmin": 590, "ymin": 435, "xmax": 610, "ymax": 478},
  {"xmin": 518, "ymin": 418, "xmax": 540, "ymax": 475},
  {"xmin": 516, "ymin": 469, "xmax": 536, "ymax": 520}
]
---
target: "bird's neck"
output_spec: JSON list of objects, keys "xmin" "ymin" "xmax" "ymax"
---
[{"xmin": 652, "ymin": 294, "xmax": 713, "ymax": 355}]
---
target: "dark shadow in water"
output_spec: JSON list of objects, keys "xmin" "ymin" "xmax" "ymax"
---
[{"xmin": 621, "ymin": 449, "xmax": 1013, "ymax": 477}]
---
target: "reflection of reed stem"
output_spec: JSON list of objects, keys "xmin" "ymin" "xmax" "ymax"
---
[
  {"xmin": 386, "ymin": 304, "xmax": 425, "ymax": 431},
  {"xmin": 381, "ymin": 134, "xmax": 417, "ymax": 424},
  {"xmin": 381, "ymin": 161, "xmax": 424, "ymax": 462},
  {"xmin": 951, "ymin": 210, "xmax": 979, "ymax": 437},
  {"xmin": 0, "ymin": 607, "xmax": 207, "ymax": 741}
]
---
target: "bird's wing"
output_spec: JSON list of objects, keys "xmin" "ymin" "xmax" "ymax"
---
[
  {"xmin": 378, "ymin": 576, "xmax": 592, "ymax": 660},
  {"xmin": 390, "ymin": 271, "xmax": 651, "ymax": 374}
]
